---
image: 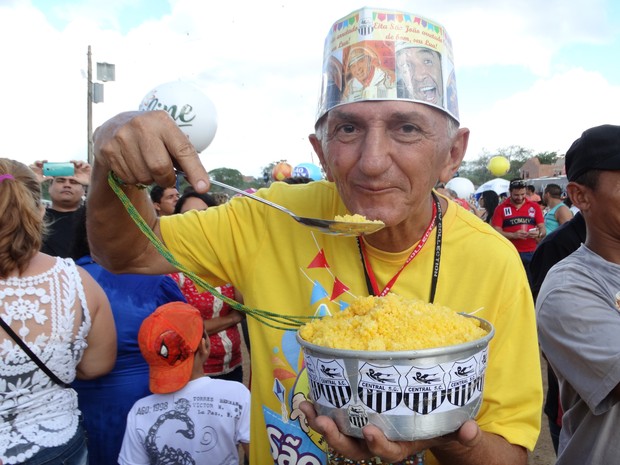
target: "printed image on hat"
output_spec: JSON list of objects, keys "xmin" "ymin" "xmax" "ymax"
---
[
  {"xmin": 565, "ymin": 124, "xmax": 620, "ymax": 182},
  {"xmin": 316, "ymin": 7, "xmax": 459, "ymax": 124},
  {"xmin": 138, "ymin": 302, "xmax": 204, "ymax": 394}
]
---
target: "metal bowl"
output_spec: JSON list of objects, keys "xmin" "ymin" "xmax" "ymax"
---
[{"xmin": 296, "ymin": 315, "xmax": 494, "ymax": 441}]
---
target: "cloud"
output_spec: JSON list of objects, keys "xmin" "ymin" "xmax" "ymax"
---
[
  {"xmin": 465, "ymin": 68, "xmax": 620, "ymax": 159},
  {"xmin": 0, "ymin": 0, "xmax": 617, "ymax": 177}
]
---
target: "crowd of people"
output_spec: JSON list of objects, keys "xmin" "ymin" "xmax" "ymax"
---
[
  {"xmin": 0, "ymin": 162, "xmax": 250, "ymax": 465},
  {"xmin": 1, "ymin": 5, "xmax": 617, "ymax": 465}
]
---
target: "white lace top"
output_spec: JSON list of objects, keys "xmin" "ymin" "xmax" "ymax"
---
[{"xmin": 0, "ymin": 258, "xmax": 91, "ymax": 464}]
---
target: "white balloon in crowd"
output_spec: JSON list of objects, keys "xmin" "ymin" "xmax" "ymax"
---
[
  {"xmin": 139, "ymin": 81, "xmax": 218, "ymax": 152},
  {"xmin": 445, "ymin": 177, "xmax": 475, "ymax": 199}
]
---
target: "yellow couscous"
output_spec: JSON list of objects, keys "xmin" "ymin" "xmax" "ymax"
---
[
  {"xmin": 334, "ymin": 213, "xmax": 384, "ymax": 224},
  {"xmin": 299, "ymin": 294, "xmax": 487, "ymax": 351}
]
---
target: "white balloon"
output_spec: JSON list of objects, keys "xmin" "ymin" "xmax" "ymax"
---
[
  {"xmin": 139, "ymin": 81, "xmax": 218, "ymax": 152},
  {"xmin": 445, "ymin": 177, "xmax": 475, "ymax": 199}
]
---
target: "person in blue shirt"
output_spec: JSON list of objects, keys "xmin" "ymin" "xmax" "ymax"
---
[{"xmin": 69, "ymin": 206, "xmax": 186, "ymax": 465}]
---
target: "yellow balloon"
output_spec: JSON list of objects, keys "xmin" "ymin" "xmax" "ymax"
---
[{"xmin": 487, "ymin": 156, "xmax": 510, "ymax": 176}]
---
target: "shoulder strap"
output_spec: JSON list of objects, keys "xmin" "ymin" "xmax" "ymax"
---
[{"xmin": 0, "ymin": 316, "xmax": 71, "ymax": 388}]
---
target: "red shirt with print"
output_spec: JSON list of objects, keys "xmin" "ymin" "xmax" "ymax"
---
[{"xmin": 492, "ymin": 198, "xmax": 544, "ymax": 253}]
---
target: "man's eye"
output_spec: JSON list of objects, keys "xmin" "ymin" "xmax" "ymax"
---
[
  {"xmin": 339, "ymin": 124, "xmax": 356, "ymax": 134},
  {"xmin": 400, "ymin": 124, "xmax": 418, "ymax": 133}
]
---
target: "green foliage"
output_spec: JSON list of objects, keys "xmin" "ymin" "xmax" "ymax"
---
[
  {"xmin": 459, "ymin": 145, "xmax": 540, "ymax": 185},
  {"xmin": 209, "ymin": 168, "xmax": 243, "ymax": 187},
  {"xmin": 535, "ymin": 151, "xmax": 559, "ymax": 165}
]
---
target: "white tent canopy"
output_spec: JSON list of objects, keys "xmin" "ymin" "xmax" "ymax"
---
[{"xmin": 475, "ymin": 178, "xmax": 510, "ymax": 197}]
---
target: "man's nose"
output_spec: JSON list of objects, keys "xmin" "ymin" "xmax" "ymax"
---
[{"xmin": 358, "ymin": 128, "xmax": 392, "ymax": 175}]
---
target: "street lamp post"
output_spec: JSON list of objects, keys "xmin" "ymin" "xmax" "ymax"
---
[{"xmin": 86, "ymin": 46, "xmax": 115, "ymax": 165}]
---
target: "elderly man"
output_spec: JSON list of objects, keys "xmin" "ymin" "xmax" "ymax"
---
[
  {"xmin": 537, "ymin": 124, "xmax": 620, "ymax": 465},
  {"xmin": 87, "ymin": 7, "xmax": 541, "ymax": 465}
]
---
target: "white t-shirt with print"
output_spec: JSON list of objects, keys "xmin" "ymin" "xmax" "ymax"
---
[{"xmin": 119, "ymin": 377, "xmax": 250, "ymax": 465}]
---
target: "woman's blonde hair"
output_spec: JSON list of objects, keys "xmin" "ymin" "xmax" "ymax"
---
[{"xmin": 0, "ymin": 158, "xmax": 45, "ymax": 278}]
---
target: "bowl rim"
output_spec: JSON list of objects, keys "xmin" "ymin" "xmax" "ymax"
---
[{"xmin": 296, "ymin": 314, "xmax": 495, "ymax": 359}]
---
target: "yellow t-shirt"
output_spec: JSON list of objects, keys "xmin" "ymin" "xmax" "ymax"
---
[{"xmin": 160, "ymin": 181, "xmax": 542, "ymax": 465}]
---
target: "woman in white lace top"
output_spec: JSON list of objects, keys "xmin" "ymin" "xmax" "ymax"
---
[{"xmin": 0, "ymin": 159, "xmax": 117, "ymax": 465}]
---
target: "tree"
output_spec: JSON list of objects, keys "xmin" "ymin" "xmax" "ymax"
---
[
  {"xmin": 535, "ymin": 151, "xmax": 559, "ymax": 166},
  {"xmin": 459, "ymin": 146, "xmax": 534, "ymax": 186},
  {"xmin": 208, "ymin": 167, "xmax": 245, "ymax": 192}
]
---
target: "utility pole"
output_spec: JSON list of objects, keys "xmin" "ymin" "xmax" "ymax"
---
[
  {"xmin": 87, "ymin": 45, "xmax": 93, "ymax": 165},
  {"xmin": 86, "ymin": 47, "xmax": 115, "ymax": 165}
]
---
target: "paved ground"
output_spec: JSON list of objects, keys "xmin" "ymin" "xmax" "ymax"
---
[{"xmin": 239, "ymin": 337, "xmax": 557, "ymax": 465}]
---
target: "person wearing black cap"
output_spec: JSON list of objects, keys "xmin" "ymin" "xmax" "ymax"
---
[{"xmin": 537, "ymin": 124, "xmax": 620, "ymax": 465}]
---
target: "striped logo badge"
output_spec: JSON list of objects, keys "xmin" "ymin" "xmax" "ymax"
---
[
  {"xmin": 358, "ymin": 363, "xmax": 402, "ymax": 413},
  {"xmin": 358, "ymin": 18, "xmax": 374, "ymax": 36},
  {"xmin": 347, "ymin": 404, "xmax": 369, "ymax": 429},
  {"xmin": 403, "ymin": 365, "xmax": 447, "ymax": 414},
  {"xmin": 316, "ymin": 359, "xmax": 352, "ymax": 408},
  {"xmin": 477, "ymin": 348, "xmax": 489, "ymax": 393},
  {"xmin": 446, "ymin": 358, "xmax": 479, "ymax": 407},
  {"xmin": 304, "ymin": 358, "xmax": 325, "ymax": 402}
]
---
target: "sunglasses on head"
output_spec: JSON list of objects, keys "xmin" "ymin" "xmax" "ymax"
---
[{"xmin": 510, "ymin": 180, "xmax": 526, "ymax": 188}]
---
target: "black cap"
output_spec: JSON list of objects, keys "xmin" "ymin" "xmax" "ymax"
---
[{"xmin": 565, "ymin": 124, "xmax": 620, "ymax": 182}]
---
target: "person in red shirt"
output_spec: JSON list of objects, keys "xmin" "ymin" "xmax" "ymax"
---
[{"xmin": 492, "ymin": 179, "xmax": 546, "ymax": 284}]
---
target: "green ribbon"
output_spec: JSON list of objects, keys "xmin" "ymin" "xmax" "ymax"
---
[{"xmin": 108, "ymin": 171, "xmax": 314, "ymax": 331}]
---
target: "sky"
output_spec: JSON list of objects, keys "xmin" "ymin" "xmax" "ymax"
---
[{"xmin": 1, "ymin": 0, "xmax": 619, "ymax": 177}]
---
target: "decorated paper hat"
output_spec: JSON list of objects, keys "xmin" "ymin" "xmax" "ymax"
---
[
  {"xmin": 316, "ymin": 7, "xmax": 459, "ymax": 124},
  {"xmin": 138, "ymin": 302, "xmax": 204, "ymax": 394}
]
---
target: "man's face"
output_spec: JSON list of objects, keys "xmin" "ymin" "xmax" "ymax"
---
[
  {"xmin": 47, "ymin": 177, "xmax": 85, "ymax": 211},
  {"xmin": 311, "ymin": 100, "xmax": 464, "ymax": 228},
  {"xmin": 349, "ymin": 55, "xmax": 373, "ymax": 83},
  {"xmin": 579, "ymin": 171, "xmax": 620, "ymax": 237},
  {"xmin": 396, "ymin": 48, "xmax": 443, "ymax": 105},
  {"xmin": 510, "ymin": 188, "xmax": 527, "ymax": 207},
  {"xmin": 155, "ymin": 187, "xmax": 180, "ymax": 216}
]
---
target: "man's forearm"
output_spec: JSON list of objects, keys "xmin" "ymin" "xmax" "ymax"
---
[
  {"xmin": 86, "ymin": 157, "xmax": 162, "ymax": 274},
  {"xmin": 431, "ymin": 431, "xmax": 527, "ymax": 465}
]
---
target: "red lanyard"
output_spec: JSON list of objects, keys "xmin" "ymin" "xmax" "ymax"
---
[{"xmin": 358, "ymin": 195, "xmax": 440, "ymax": 298}]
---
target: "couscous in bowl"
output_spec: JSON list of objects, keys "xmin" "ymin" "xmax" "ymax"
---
[{"xmin": 296, "ymin": 295, "xmax": 494, "ymax": 441}]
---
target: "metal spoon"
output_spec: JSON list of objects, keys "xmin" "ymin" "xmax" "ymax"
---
[{"xmin": 207, "ymin": 179, "xmax": 385, "ymax": 236}]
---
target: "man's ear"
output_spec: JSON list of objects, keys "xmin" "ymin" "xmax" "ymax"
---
[
  {"xmin": 566, "ymin": 182, "xmax": 589, "ymax": 212},
  {"xmin": 309, "ymin": 134, "xmax": 333, "ymax": 182},
  {"xmin": 438, "ymin": 127, "xmax": 469, "ymax": 183}
]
